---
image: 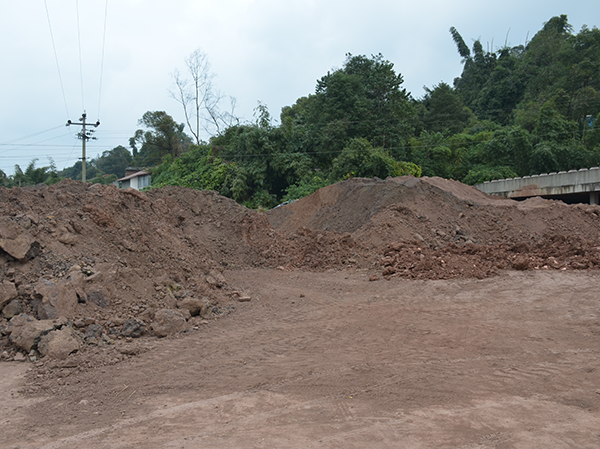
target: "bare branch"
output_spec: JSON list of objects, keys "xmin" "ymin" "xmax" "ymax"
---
[{"xmin": 170, "ymin": 48, "xmax": 239, "ymax": 144}]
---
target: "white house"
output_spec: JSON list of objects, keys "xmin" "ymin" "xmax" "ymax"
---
[{"xmin": 117, "ymin": 168, "xmax": 151, "ymax": 190}]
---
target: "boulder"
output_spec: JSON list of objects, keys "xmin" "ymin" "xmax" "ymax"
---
[
  {"xmin": 0, "ymin": 280, "xmax": 18, "ymax": 310},
  {"xmin": 33, "ymin": 279, "xmax": 79, "ymax": 319},
  {"xmin": 37, "ymin": 328, "xmax": 81, "ymax": 360},
  {"xmin": 151, "ymin": 309, "xmax": 188, "ymax": 337},
  {"xmin": 0, "ymin": 217, "xmax": 39, "ymax": 260},
  {"xmin": 7, "ymin": 314, "xmax": 63, "ymax": 352}
]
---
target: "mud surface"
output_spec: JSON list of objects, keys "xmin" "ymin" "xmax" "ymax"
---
[{"xmin": 2, "ymin": 177, "xmax": 600, "ymax": 447}]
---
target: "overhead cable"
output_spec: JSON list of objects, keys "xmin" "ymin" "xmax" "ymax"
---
[
  {"xmin": 44, "ymin": 0, "xmax": 70, "ymax": 119},
  {"xmin": 76, "ymin": 0, "xmax": 85, "ymax": 110},
  {"xmin": 97, "ymin": 0, "xmax": 109, "ymax": 121}
]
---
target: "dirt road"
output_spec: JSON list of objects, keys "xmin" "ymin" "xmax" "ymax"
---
[{"xmin": 2, "ymin": 269, "xmax": 600, "ymax": 448}]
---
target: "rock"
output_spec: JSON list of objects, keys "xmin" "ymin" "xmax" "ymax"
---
[
  {"xmin": 206, "ymin": 270, "xmax": 226, "ymax": 288},
  {"xmin": 57, "ymin": 229, "xmax": 77, "ymax": 246},
  {"xmin": 0, "ymin": 217, "xmax": 40, "ymax": 260},
  {"xmin": 237, "ymin": 296, "xmax": 251, "ymax": 302},
  {"xmin": 120, "ymin": 318, "xmax": 146, "ymax": 338},
  {"xmin": 85, "ymin": 324, "xmax": 104, "ymax": 341},
  {"xmin": 0, "ymin": 280, "xmax": 18, "ymax": 310},
  {"xmin": 151, "ymin": 309, "xmax": 188, "ymax": 337},
  {"xmin": 33, "ymin": 279, "xmax": 79, "ymax": 319},
  {"xmin": 382, "ymin": 266, "xmax": 395, "ymax": 276},
  {"xmin": 13, "ymin": 352, "xmax": 26, "ymax": 362},
  {"xmin": 37, "ymin": 328, "xmax": 81, "ymax": 360},
  {"xmin": 369, "ymin": 275, "xmax": 380, "ymax": 282},
  {"xmin": 138, "ymin": 308, "xmax": 155, "ymax": 323},
  {"xmin": 110, "ymin": 317, "xmax": 125, "ymax": 327},
  {"xmin": 66, "ymin": 267, "xmax": 87, "ymax": 302},
  {"xmin": 571, "ymin": 261, "xmax": 589, "ymax": 270},
  {"xmin": 177, "ymin": 297, "xmax": 210, "ymax": 317},
  {"xmin": 2, "ymin": 299, "xmax": 23, "ymax": 319},
  {"xmin": 87, "ymin": 290, "xmax": 109, "ymax": 308},
  {"xmin": 205, "ymin": 276, "xmax": 218, "ymax": 287},
  {"xmin": 118, "ymin": 345, "xmax": 141, "ymax": 355},
  {"xmin": 8, "ymin": 314, "xmax": 60, "ymax": 352},
  {"xmin": 512, "ymin": 256, "xmax": 530, "ymax": 271}
]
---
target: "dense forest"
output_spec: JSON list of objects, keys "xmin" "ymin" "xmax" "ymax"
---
[{"xmin": 3, "ymin": 15, "xmax": 600, "ymax": 209}]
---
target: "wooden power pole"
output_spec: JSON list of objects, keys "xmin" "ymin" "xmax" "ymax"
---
[{"xmin": 66, "ymin": 112, "xmax": 100, "ymax": 182}]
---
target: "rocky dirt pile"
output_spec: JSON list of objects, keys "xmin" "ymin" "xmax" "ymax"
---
[
  {"xmin": 0, "ymin": 181, "xmax": 267, "ymax": 362},
  {"xmin": 3, "ymin": 176, "xmax": 600, "ymax": 363},
  {"xmin": 0, "ymin": 180, "xmax": 364, "ymax": 363}
]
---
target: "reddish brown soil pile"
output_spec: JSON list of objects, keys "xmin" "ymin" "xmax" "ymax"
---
[
  {"xmin": 0, "ymin": 181, "xmax": 362, "ymax": 360},
  {"xmin": 2, "ymin": 176, "xmax": 600, "ymax": 359},
  {"xmin": 267, "ymin": 176, "xmax": 600, "ymax": 279}
]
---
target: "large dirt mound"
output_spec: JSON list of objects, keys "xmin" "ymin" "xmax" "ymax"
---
[
  {"xmin": 3, "ymin": 176, "xmax": 600, "ymax": 361},
  {"xmin": 0, "ymin": 180, "xmax": 361, "ymax": 361},
  {"xmin": 267, "ymin": 176, "xmax": 600, "ymax": 278}
]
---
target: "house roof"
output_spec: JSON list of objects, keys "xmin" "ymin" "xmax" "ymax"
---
[{"xmin": 117, "ymin": 170, "xmax": 150, "ymax": 182}]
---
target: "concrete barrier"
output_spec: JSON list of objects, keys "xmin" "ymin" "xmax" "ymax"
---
[{"xmin": 475, "ymin": 167, "xmax": 600, "ymax": 204}]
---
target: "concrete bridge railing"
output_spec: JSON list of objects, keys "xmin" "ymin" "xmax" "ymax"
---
[{"xmin": 475, "ymin": 167, "xmax": 600, "ymax": 204}]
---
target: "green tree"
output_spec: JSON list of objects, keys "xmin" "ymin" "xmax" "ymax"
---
[
  {"xmin": 59, "ymin": 160, "xmax": 102, "ymax": 181},
  {"xmin": 418, "ymin": 82, "xmax": 473, "ymax": 134},
  {"xmin": 93, "ymin": 145, "xmax": 133, "ymax": 178},
  {"xmin": 330, "ymin": 138, "xmax": 420, "ymax": 180},
  {"xmin": 283, "ymin": 53, "xmax": 415, "ymax": 164},
  {"xmin": 210, "ymin": 105, "xmax": 313, "ymax": 207},
  {"xmin": 130, "ymin": 111, "xmax": 191, "ymax": 166},
  {"xmin": 11, "ymin": 159, "xmax": 62, "ymax": 187},
  {"xmin": 152, "ymin": 145, "xmax": 238, "ymax": 195}
]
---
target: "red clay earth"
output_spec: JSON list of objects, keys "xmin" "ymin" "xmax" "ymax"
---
[{"xmin": 1, "ymin": 176, "xmax": 600, "ymax": 448}]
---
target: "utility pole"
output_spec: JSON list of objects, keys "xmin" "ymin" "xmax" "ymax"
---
[{"xmin": 66, "ymin": 112, "xmax": 100, "ymax": 182}]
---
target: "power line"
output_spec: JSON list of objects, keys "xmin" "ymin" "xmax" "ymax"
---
[
  {"xmin": 62, "ymin": 140, "xmax": 81, "ymax": 171},
  {"xmin": 0, "ymin": 133, "xmax": 74, "ymax": 154},
  {"xmin": 97, "ymin": 0, "xmax": 109, "ymax": 121},
  {"xmin": 44, "ymin": 0, "xmax": 70, "ymax": 119},
  {"xmin": 76, "ymin": 0, "xmax": 85, "ymax": 111},
  {"xmin": 0, "ymin": 125, "xmax": 66, "ymax": 146}
]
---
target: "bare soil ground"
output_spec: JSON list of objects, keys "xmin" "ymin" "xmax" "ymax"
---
[
  {"xmin": 2, "ymin": 177, "xmax": 600, "ymax": 448},
  {"xmin": 3, "ymin": 269, "xmax": 600, "ymax": 448}
]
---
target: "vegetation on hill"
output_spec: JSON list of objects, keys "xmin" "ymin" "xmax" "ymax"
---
[{"xmin": 3, "ymin": 15, "xmax": 599, "ymax": 209}]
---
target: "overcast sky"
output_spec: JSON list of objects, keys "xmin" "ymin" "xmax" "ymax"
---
[{"xmin": 0, "ymin": 1, "xmax": 597, "ymax": 176}]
